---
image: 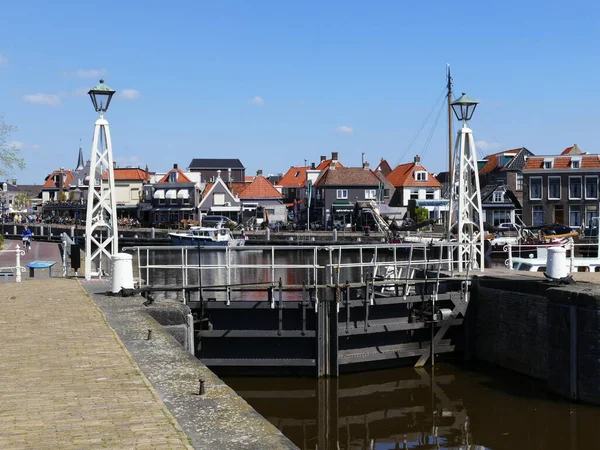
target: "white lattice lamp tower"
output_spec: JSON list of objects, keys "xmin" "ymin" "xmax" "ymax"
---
[
  {"xmin": 448, "ymin": 93, "xmax": 484, "ymax": 272},
  {"xmin": 84, "ymin": 79, "xmax": 119, "ymax": 280}
]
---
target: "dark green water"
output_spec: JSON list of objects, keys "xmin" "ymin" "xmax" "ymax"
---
[{"xmin": 225, "ymin": 362, "xmax": 600, "ymax": 450}]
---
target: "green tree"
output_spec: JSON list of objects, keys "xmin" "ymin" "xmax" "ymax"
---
[
  {"xmin": 0, "ymin": 113, "xmax": 26, "ymax": 177},
  {"xmin": 414, "ymin": 207, "xmax": 429, "ymax": 223},
  {"xmin": 13, "ymin": 191, "xmax": 32, "ymax": 212}
]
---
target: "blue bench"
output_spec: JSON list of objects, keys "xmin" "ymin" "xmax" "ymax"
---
[{"xmin": 26, "ymin": 260, "xmax": 57, "ymax": 278}]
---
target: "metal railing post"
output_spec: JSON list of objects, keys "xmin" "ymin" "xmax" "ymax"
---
[{"xmin": 15, "ymin": 245, "xmax": 22, "ymax": 283}]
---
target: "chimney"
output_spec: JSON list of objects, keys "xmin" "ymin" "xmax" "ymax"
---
[
  {"xmin": 113, "ymin": 161, "xmax": 117, "ymax": 169},
  {"xmin": 329, "ymin": 161, "xmax": 336, "ymax": 170},
  {"xmin": 414, "ymin": 155, "xmax": 421, "ymax": 166},
  {"xmin": 363, "ymin": 161, "xmax": 370, "ymax": 170},
  {"xmin": 311, "ymin": 162, "xmax": 316, "ymax": 170},
  {"xmin": 217, "ymin": 169, "xmax": 221, "ymax": 179},
  {"xmin": 331, "ymin": 151, "xmax": 338, "ymax": 161},
  {"xmin": 173, "ymin": 163, "xmax": 178, "ymax": 169},
  {"xmin": 257, "ymin": 169, "xmax": 263, "ymax": 176},
  {"xmin": 320, "ymin": 155, "xmax": 326, "ymax": 162}
]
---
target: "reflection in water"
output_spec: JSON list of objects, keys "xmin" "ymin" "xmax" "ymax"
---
[{"xmin": 225, "ymin": 363, "xmax": 600, "ymax": 450}]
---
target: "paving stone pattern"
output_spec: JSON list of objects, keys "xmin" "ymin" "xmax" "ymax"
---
[{"xmin": 0, "ymin": 278, "xmax": 193, "ymax": 449}]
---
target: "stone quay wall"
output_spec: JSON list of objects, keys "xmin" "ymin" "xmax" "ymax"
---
[{"xmin": 469, "ymin": 275, "xmax": 600, "ymax": 405}]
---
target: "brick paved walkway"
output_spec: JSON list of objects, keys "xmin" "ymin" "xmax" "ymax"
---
[{"xmin": 0, "ymin": 278, "xmax": 192, "ymax": 449}]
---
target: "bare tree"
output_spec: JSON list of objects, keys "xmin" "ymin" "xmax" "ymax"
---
[{"xmin": 0, "ymin": 113, "xmax": 25, "ymax": 178}]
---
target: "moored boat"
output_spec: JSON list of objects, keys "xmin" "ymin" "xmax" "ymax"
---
[{"xmin": 168, "ymin": 226, "xmax": 246, "ymax": 246}]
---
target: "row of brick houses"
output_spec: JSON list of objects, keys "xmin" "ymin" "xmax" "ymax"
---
[{"xmin": 16, "ymin": 142, "xmax": 600, "ymax": 231}]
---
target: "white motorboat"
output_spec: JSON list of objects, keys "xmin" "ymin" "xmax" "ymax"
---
[{"xmin": 168, "ymin": 226, "xmax": 246, "ymax": 247}]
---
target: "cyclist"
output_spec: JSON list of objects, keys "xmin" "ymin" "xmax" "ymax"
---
[{"xmin": 21, "ymin": 225, "xmax": 32, "ymax": 252}]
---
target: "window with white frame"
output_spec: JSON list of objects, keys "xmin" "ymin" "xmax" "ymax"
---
[
  {"xmin": 543, "ymin": 159, "xmax": 553, "ymax": 169},
  {"xmin": 516, "ymin": 173, "xmax": 523, "ymax": 191},
  {"xmin": 414, "ymin": 171, "xmax": 428, "ymax": 181},
  {"xmin": 569, "ymin": 204, "xmax": 582, "ymax": 227},
  {"xmin": 336, "ymin": 189, "xmax": 348, "ymax": 199},
  {"xmin": 529, "ymin": 177, "xmax": 542, "ymax": 200},
  {"xmin": 383, "ymin": 189, "xmax": 390, "ymax": 199},
  {"xmin": 425, "ymin": 190, "xmax": 435, "ymax": 200},
  {"xmin": 585, "ymin": 205, "xmax": 598, "ymax": 229},
  {"xmin": 364, "ymin": 189, "xmax": 377, "ymax": 200},
  {"xmin": 569, "ymin": 176, "xmax": 582, "ymax": 199},
  {"xmin": 571, "ymin": 159, "xmax": 580, "ymax": 169},
  {"xmin": 492, "ymin": 191, "xmax": 504, "ymax": 203},
  {"xmin": 409, "ymin": 190, "xmax": 419, "ymax": 200},
  {"xmin": 548, "ymin": 177, "xmax": 561, "ymax": 200},
  {"xmin": 532, "ymin": 205, "xmax": 544, "ymax": 226},
  {"xmin": 585, "ymin": 176, "xmax": 598, "ymax": 199}
]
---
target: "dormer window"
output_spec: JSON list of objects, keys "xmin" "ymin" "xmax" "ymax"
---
[
  {"xmin": 415, "ymin": 171, "xmax": 428, "ymax": 181},
  {"xmin": 571, "ymin": 158, "xmax": 581, "ymax": 169},
  {"xmin": 493, "ymin": 191, "xmax": 504, "ymax": 203},
  {"xmin": 543, "ymin": 158, "xmax": 554, "ymax": 169},
  {"xmin": 169, "ymin": 171, "xmax": 177, "ymax": 182}
]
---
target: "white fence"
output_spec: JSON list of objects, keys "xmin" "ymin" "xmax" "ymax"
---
[{"xmin": 0, "ymin": 245, "xmax": 26, "ymax": 282}]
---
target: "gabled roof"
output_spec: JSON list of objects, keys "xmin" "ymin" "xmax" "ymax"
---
[
  {"xmin": 480, "ymin": 183, "xmax": 521, "ymax": 208},
  {"xmin": 523, "ymin": 155, "xmax": 600, "ymax": 171},
  {"xmin": 386, "ymin": 162, "xmax": 441, "ymax": 188},
  {"xmin": 14, "ymin": 184, "xmax": 43, "ymax": 197},
  {"xmin": 228, "ymin": 183, "xmax": 249, "ymax": 197},
  {"xmin": 199, "ymin": 178, "xmax": 240, "ymax": 208},
  {"xmin": 374, "ymin": 159, "xmax": 392, "ymax": 177},
  {"xmin": 314, "ymin": 167, "xmax": 380, "ymax": 187},
  {"xmin": 158, "ymin": 167, "xmax": 191, "ymax": 183},
  {"xmin": 561, "ymin": 144, "xmax": 584, "ymax": 155},
  {"xmin": 279, "ymin": 166, "xmax": 309, "ymax": 188},
  {"xmin": 42, "ymin": 170, "xmax": 76, "ymax": 189},
  {"xmin": 239, "ymin": 176, "xmax": 282, "ymax": 199},
  {"xmin": 478, "ymin": 148, "xmax": 524, "ymax": 175},
  {"xmin": 188, "ymin": 159, "xmax": 245, "ymax": 170}
]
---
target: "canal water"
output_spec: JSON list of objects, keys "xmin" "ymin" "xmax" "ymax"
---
[{"xmin": 130, "ymin": 246, "xmax": 600, "ymax": 449}]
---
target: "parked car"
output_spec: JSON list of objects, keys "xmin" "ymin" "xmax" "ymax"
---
[{"xmin": 202, "ymin": 215, "xmax": 236, "ymax": 228}]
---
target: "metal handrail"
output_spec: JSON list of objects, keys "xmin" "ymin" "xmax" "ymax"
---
[{"xmin": 0, "ymin": 245, "xmax": 26, "ymax": 282}]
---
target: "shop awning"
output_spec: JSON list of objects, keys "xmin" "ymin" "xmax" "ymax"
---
[
  {"xmin": 165, "ymin": 189, "xmax": 177, "ymax": 199},
  {"xmin": 177, "ymin": 189, "xmax": 189, "ymax": 199},
  {"xmin": 153, "ymin": 190, "xmax": 165, "ymax": 199}
]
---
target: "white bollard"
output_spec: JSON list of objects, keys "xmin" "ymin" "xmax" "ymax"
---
[
  {"xmin": 15, "ymin": 245, "xmax": 22, "ymax": 283},
  {"xmin": 111, "ymin": 253, "xmax": 134, "ymax": 294},
  {"xmin": 546, "ymin": 247, "xmax": 567, "ymax": 279}
]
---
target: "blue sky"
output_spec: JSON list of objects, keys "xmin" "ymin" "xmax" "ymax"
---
[{"xmin": 1, "ymin": 0, "xmax": 599, "ymax": 184}]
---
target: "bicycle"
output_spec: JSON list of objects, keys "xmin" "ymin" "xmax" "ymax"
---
[{"xmin": 22, "ymin": 236, "xmax": 31, "ymax": 253}]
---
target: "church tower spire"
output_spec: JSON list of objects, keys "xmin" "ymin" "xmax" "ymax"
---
[{"xmin": 75, "ymin": 139, "xmax": 85, "ymax": 171}]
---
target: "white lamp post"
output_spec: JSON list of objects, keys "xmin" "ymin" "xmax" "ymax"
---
[
  {"xmin": 448, "ymin": 93, "xmax": 484, "ymax": 272},
  {"xmin": 84, "ymin": 79, "xmax": 119, "ymax": 280}
]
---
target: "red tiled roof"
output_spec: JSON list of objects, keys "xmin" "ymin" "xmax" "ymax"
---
[
  {"xmin": 42, "ymin": 170, "xmax": 75, "ymax": 189},
  {"xmin": 158, "ymin": 167, "xmax": 191, "ymax": 183},
  {"xmin": 104, "ymin": 168, "xmax": 150, "ymax": 181},
  {"xmin": 314, "ymin": 167, "xmax": 381, "ymax": 186},
  {"xmin": 479, "ymin": 149, "xmax": 520, "ymax": 175},
  {"xmin": 316, "ymin": 159, "xmax": 344, "ymax": 171},
  {"xmin": 386, "ymin": 163, "xmax": 441, "ymax": 188},
  {"xmin": 239, "ymin": 176, "xmax": 282, "ymax": 199},
  {"xmin": 229, "ymin": 182, "xmax": 248, "ymax": 197},
  {"xmin": 244, "ymin": 176, "xmax": 254, "ymax": 183},
  {"xmin": 524, "ymin": 155, "xmax": 600, "ymax": 171},
  {"xmin": 279, "ymin": 166, "xmax": 308, "ymax": 188}
]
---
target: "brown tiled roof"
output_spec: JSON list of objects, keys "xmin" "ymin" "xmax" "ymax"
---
[
  {"xmin": 561, "ymin": 144, "xmax": 583, "ymax": 155},
  {"xmin": 279, "ymin": 166, "xmax": 308, "ymax": 188},
  {"xmin": 314, "ymin": 167, "xmax": 380, "ymax": 186},
  {"xmin": 244, "ymin": 176, "xmax": 254, "ymax": 183},
  {"xmin": 158, "ymin": 167, "xmax": 191, "ymax": 183},
  {"xmin": 201, "ymin": 182, "xmax": 214, "ymax": 199},
  {"xmin": 386, "ymin": 163, "xmax": 441, "ymax": 188},
  {"xmin": 374, "ymin": 159, "xmax": 392, "ymax": 177},
  {"xmin": 239, "ymin": 176, "xmax": 282, "ymax": 199},
  {"xmin": 229, "ymin": 183, "xmax": 248, "ymax": 197},
  {"xmin": 479, "ymin": 149, "xmax": 520, "ymax": 175},
  {"xmin": 524, "ymin": 155, "xmax": 600, "ymax": 171},
  {"xmin": 42, "ymin": 170, "xmax": 76, "ymax": 189}
]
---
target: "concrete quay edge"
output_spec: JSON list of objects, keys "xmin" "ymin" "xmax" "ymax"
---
[{"xmin": 80, "ymin": 279, "xmax": 297, "ymax": 450}]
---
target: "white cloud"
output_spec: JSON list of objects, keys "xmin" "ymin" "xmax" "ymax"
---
[
  {"xmin": 119, "ymin": 89, "xmax": 141, "ymax": 101},
  {"xmin": 64, "ymin": 68, "xmax": 108, "ymax": 78},
  {"xmin": 8, "ymin": 141, "xmax": 24, "ymax": 150},
  {"xmin": 0, "ymin": 53, "xmax": 8, "ymax": 68},
  {"xmin": 248, "ymin": 96, "xmax": 264, "ymax": 106},
  {"xmin": 23, "ymin": 93, "xmax": 61, "ymax": 106},
  {"xmin": 476, "ymin": 140, "xmax": 503, "ymax": 152},
  {"xmin": 336, "ymin": 126, "xmax": 354, "ymax": 134}
]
